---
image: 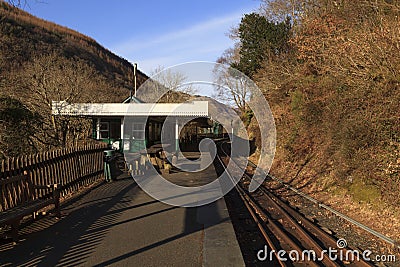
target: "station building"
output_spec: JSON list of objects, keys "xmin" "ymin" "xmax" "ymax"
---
[{"xmin": 51, "ymin": 96, "xmax": 223, "ymax": 154}]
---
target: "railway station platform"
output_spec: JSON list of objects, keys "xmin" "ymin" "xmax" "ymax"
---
[{"xmin": 0, "ymin": 152, "xmax": 245, "ymax": 267}]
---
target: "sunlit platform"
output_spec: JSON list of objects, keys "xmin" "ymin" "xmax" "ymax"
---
[{"xmin": 0, "ymin": 153, "xmax": 244, "ymax": 267}]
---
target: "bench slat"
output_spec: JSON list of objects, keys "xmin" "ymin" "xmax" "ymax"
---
[
  {"xmin": 0, "ymin": 199, "xmax": 54, "ymax": 224},
  {"xmin": 0, "ymin": 173, "xmax": 61, "ymax": 244}
]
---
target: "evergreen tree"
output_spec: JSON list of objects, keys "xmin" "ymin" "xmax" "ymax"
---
[{"xmin": 233, "ymin": 13, "xmax": 291, "ymax": 78}]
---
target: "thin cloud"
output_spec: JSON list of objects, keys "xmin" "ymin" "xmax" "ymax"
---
[
  {"xmin": 111, "ymin": 7, "xmax": 256, "ymax": 74},
  {"xmin": 112, "ymin": 10, "xmax": 244, "ymax": 54}
]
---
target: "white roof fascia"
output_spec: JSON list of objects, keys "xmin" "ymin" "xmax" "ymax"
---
[{"xmin": 51, "ymin": 101, "xmax": 209, "ymax": 117}]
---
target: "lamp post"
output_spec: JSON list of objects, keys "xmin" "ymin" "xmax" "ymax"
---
[
  {"xmin": 130, "ymin": 63, "xmax": 138, "ymax": 102},
  {"xmin": 134, "ymin": 63, "xmax": 137, "ymax": 97}
]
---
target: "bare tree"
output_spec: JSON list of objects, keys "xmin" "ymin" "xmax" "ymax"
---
[
  {"xmin": 139, "ymin": 65, "xmax": 197, "ymax": 103},
  {"xmin": 213, "ymin": 70, "xmax": 250, "ymax": 114},
  {"xmin": 4, "ymin": 0, "xmax": 26, "ymax": 8},
  {"xmin": 259, "ymin": 0, "xmax": 305, "ymax": 24},
  {"xmin": 216, "ymin": 44, "xmax": 240, "ymax": 66},
  {"xmin": 213, "ymin": 47, "xmax": 254, "ymax": 115},
  {"xmin": 20, "ymin": 52, "xmax": 107, "ymax": 149}
]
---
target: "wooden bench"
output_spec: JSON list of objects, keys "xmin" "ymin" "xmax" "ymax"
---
[{"xmin": 0, "ymin": 172, "xmax": 60, "ymax": 243}]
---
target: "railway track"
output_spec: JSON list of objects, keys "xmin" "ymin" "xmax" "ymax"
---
[{"xmin": 216, "ymin": 140, "xmax": 373, "ymax": 267}]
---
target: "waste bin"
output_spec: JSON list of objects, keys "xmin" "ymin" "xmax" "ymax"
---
[{"xmin": 104, "ymin": 150, "xmax": 115, "ymax": 182}]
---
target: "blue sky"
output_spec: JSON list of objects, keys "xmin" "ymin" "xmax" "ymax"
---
[{"xmin": 22, "ymin": 0, "xmax": 261, "ymax": 75}]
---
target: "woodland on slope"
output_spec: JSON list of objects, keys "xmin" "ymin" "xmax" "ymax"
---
[
  {"xmin": 220, "ymin": 0, "xmax": 399, "ymax": 207},
  {"xmin": 0, "ymin": 2, "xmax": 148, "ymax": 158},
  {"xmin": 1, "ymin": 0, "xmax": 399, "ymax": 209}
]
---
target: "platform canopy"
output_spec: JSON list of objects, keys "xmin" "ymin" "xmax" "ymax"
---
[{"xmin": 52, "ymin": 101, "xmax": 209, "ymax": 117}]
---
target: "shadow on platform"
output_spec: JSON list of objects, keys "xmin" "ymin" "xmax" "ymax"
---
[{"xmin": 0, "ymin": 166, "xmax": 231, "ymax": 266}]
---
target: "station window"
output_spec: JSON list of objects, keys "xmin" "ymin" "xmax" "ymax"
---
[
  {"xmin": 100, "ymin": 122, "xmax": 109, "ymax": 139},
  {"xmin": 132, "ymin": 123, "xmax": 145, "ymax": 140},
  {"xmin": 109, "ymin": 121, "xmax": 121, "ymax": 139}
]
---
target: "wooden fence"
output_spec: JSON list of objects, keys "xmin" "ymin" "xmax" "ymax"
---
[{"xmin": 0, "ymin": 143, "xmax": 108, "ymax": 198}]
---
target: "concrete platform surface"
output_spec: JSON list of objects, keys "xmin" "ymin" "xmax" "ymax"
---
[{"xmin": 0, "ymin": 155, "xmax": 245, "ymax": 267}]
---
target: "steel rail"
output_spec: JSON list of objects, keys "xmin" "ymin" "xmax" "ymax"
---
[
  {"xmin": 240, "ymin": 143, "xmax": 399, "ymax": 249},
  {"xmin": 218, "ymin": 143, "xmax": 338, "ymax": 266},
  {"xmin": 257, "ymin": 186, "xmax": 373, "ymax": 267},
  {"xmin": 215, "ymin": 154, "xmax": 290, "ymax": 266},
  {"xmin": 218, "ymin": 140, "xmax": 374, "ymax": 266},
  {"xmin": 269, "ymin": 173, "xmax": 398, "ymax": 249}
]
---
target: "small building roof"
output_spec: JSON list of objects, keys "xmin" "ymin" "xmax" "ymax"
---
[
  {"xmin": 122, "ymin": 96, "xmax": 145, "ymax": 104},
  {"xmin": 51, "ymin": 101, "xmax": 209, "ymax": 117}
]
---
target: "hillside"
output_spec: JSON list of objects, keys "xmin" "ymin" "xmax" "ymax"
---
[
  {"xmin": 0, "ymin": 2, "xmax": 148, "ymax": 158},
  {"xmin": 0, "ymin": 1, "xmax": 147, "ymax": 94},
  {"xmin": 223, "ymin": 1, "xmax": 399, "ymax": 211}
]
